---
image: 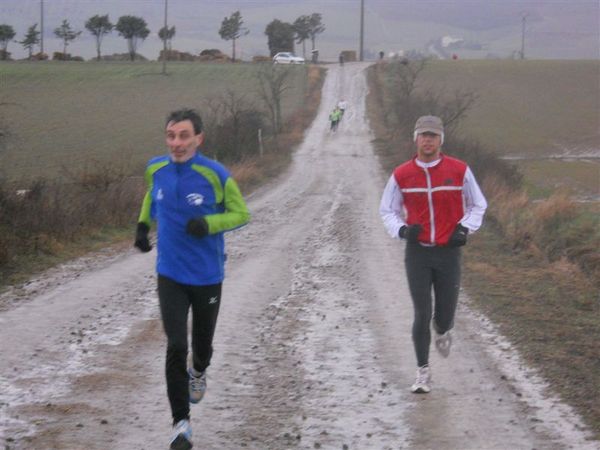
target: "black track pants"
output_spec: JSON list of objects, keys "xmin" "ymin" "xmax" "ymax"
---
[
  {"xmin": 404, "ymin": 243, "xmax": 461, "ymax": 367},
  {"xmin": 158, "ymin": 275, "xmax": 222, "ymax": 424}
]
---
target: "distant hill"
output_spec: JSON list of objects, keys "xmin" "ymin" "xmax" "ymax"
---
[{"xmin": 0, "ymin": 0, "xmax": 597, "ymax": 61}]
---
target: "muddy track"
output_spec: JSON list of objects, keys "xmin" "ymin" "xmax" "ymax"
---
[{"xmin": 1, "ymin": 64, "xmax": 596, "ymax": 450}]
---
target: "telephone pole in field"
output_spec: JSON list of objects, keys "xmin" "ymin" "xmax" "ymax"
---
[
  {"xmin": 520, "ymin": 13, "xmax": 528, "ymax": 59},
  {"xmin": 359, "ymin": 0, "xmax": 364, "ymax": 61},
  {"xmin": 162, "ymin": 0, "xmax": 168, "ymax": 75},
  {"xmin": 40, "ymin": 0, "xmax": 44, "ymax": 54}
]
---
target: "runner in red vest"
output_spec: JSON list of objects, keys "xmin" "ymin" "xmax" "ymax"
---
[{"xmin": 379, "ymin": 115, "xmax": 487, "ymax": 393}]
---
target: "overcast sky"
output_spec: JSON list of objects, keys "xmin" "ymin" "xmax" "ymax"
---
[{"xmin": 1, "ymin": 0, "xmax": 598, "ymax": 60}]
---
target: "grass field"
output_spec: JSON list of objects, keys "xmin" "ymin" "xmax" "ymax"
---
[
  {"xmin": 0, "ymin": 61, "xmax": 310, "ymax": 182},
  {"xmin": 414, "ymin": 59, "xmax": 600, "ymax": 201},
  {"xmin": 418, "ymin": 60, "xmax": 600, "ymax": 157},
  {"xmin": 518, "ymin": 158, "xmax": 600, "ymax": 200}
]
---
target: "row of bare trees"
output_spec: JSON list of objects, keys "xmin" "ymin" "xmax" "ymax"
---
[{"xmin": 0, "ymin": 10, "xmax": 326, "ymax": 62}]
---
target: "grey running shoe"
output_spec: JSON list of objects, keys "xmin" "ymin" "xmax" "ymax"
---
[
  {"xmin": 435, "ymin": 330, "xmax": 452, "ymax": 358},
  {"xmin": 170, "ymin": 419, "xmax": 192, "ymax": 450},
  {"xmin": 411, "ymin": 365, "xmax": 431, "ymax": 393},
  {"xmin": 189, "ymin": 369, "xmax": 206, "ymax": 404}
]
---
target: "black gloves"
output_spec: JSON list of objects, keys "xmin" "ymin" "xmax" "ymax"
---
[
  {"xmin": 399, "ymin": 224, "xmax": 422, "ymax": 243},
  {"xmin": 448, "ymin": 223, "xmax": 469, "ymax": 247},
  {"xmin": 134, "ymin": 222, "xmax": 152, "ymax": 253},
  {"xmin": 186, "ymin": 217, "xmax": 209, "ymax": 238}
]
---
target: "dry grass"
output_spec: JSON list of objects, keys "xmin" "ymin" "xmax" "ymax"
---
[{"xmin": 464, "ymin": 230, "xmax": 600, "ymax": 439}]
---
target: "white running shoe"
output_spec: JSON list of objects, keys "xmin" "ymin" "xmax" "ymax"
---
[
  {"xmin": 411, "ymin": 365, "xmax": 431, "ymax": 393},
  {"xmin": 435, "ymin": 330, "xmax": 452, "ymax": 358},
  {"xmin": 188, "ymin": 369, "xmax": 207, "ymax": 404},
  {"xmin": 170, "ymin": 419, "xmax": 192, "ymax": 450}
]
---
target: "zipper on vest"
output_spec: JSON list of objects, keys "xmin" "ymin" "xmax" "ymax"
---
[{"xmin": 424, "ymin": 167, "xmax": 436, "ymax": 244}]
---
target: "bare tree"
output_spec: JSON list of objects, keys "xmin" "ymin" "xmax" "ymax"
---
[
  {"xmin": 257, "ymin": 64, "xmax": 292, "ymax": 135},
  {"xmin": 382, "ymin": 58, "xmax": 477, "ymax": 139},
  {"xmin": 202, "ymin": 90, "xmax": 264, "ymax": 161},
  {"xmin": 390, "ymin": 58, "xmax": 427, "ymax": 105}
]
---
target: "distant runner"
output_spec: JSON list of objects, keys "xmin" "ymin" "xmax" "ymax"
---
[
  {"xmin": 329, "ymin": 107, "xmax": 342, "ymax": 132},
  {"xmin": 379, "ymin": 115, "xmax": 487, "ymax": 394},
  {"xmin": 337, "ymin": 99, "xmax": 347, "ymax": 119},
  {"xmin": 134, "ymin": 108, "xmax": 250, "ymax": 450}
]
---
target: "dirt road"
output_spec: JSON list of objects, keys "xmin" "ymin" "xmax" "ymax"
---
[{"xmin": 0, "ymin": 64, "xmax": 596, "ymax": 450}]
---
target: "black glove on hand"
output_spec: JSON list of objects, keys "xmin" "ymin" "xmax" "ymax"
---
[
  {"xmin": 186, "ymin": 217, "xmax": 209, "ymax": 238},
  {"xmin": 399, "ymin": 224, "xmax": 422, "ymax": 243},
  {"xmin": 448, "ymin": 223, "xmax": 469, "ymax": 247},
  {"xmin": 134, "ymin": 222, "xmax": 152, "ymax": 253}
]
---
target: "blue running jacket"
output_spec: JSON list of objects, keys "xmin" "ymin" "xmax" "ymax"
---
[{"xmin": 137, "ymin": 152, "xmax": 250, "ymax": 285}]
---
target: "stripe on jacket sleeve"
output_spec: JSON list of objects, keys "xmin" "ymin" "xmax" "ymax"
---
[
  {"xmin": 204, "ymin": 177, "xmax": 250, "ymax": 233},
  {"xmin": 138, "ymin": 160, "xmax": 169, "ymax": 226}
]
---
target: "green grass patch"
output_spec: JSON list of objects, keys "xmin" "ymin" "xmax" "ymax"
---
[
  {"xmin": 0, "ymin": 61, "xmax": 309, "ymax": 182},
  {"xmin": 517, "ymin": 159, "xmax": 600, "ymax": 200},
  {"xmin": 418, "ymin": 60, "xmax": 600, "ymax": 156}
]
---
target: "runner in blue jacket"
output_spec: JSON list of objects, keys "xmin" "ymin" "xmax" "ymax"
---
[{"xmin": 134, "ymin": 108, "xmax": 250, "ymax": 450}]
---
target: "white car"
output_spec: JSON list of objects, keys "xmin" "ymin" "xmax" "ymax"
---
[{"xmin": 273, "ymin": 52, "xmax": 305, "ymax": 64}]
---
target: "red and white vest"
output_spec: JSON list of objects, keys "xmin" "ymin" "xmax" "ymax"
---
[{"xmin": 393, "ymin": 154, "xmax": 467, "ymax": 246}]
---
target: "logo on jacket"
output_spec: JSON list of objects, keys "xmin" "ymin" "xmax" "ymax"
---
[
  {"xmin": 187, "ymin": 193, "xmax": 204, "ymax": 206},
  {"xmin": 157, "ymin": 188, "xmax": 164, "ymax": 200},
  {"xmin": 444, "ymin": 178, "xmax": 454, "ymax": 185}
]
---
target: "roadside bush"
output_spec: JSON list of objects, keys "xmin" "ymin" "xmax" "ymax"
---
[
  {"xmin": 0, "ymin": 170, "xmax": 143, "ymax": 281},
  {"xmin": 210, "ymin": 109, "xmax": 265, "ymax": 162}
]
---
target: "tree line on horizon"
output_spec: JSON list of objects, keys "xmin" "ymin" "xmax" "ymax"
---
[{"xmin": 0, "ymin": 11, "xmax": 326, "ymax": 62}]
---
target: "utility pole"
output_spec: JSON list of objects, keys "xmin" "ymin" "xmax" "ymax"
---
[
  {"xmin": 162, "ymin": 0, "xmax": 168, "ymax": 75},
  {"xmin": 520, "ymin": 13, "xmax": 528, "ymax": 59},
  {"xmin": 359, "ymin": 0, "xmax": 364, "ymax": 61},
  {"xmin": 40, "ymin": 0, "xmax": 44, "ymax": 55}
]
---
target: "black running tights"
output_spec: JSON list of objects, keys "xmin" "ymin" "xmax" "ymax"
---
[
  {"xmin": 158, "ymin": 275, "xmax": 222, "ymax": 424},
  {"xmin": 404, "ymin": 243, "xmax": 461, "ymax": 367}
]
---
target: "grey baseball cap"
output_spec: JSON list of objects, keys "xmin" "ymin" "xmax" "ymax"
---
[{"xmin": 414, "ymin": 115, "xmax": 444, "ymax": 135}]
